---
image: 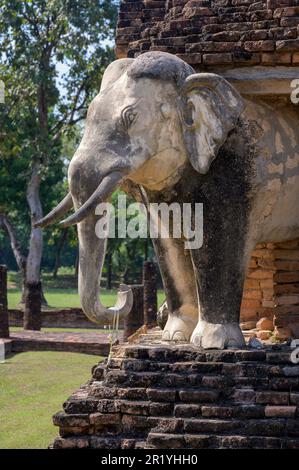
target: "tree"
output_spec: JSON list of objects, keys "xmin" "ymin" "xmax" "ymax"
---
[{"xmin": 0, "ymin": 0, "xmax": 117, "ymax": 328}]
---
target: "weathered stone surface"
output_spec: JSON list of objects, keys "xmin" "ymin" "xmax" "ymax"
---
[
  {"xmin": 146, "ymin": 388, "xmax": 176, "ymax": 402},
  {"xmin": 148, "ymin": 433, "xmax": 185, "ymax": 449},
  {"xmin": 89, "ymin": 412, "xmax": 121, "ymax": 426},
  {"xmin": 184, "ymin": 418, "xmax": 239, "ymax": 434},
  {"xmin": 115, "ymin": 0, "xmax": 299, "ymax": 68},
  {"xmin": 256, "ymin": 391, "xmax": 289, "ymax": 405},
  {"xmin": 52, "ymin": 342, "xmax": 299, "ymax": 449},
  {"xmin": 53, "ymin": 412, "xmax": 89, "ymax": 427},
  {"xmin": 53, "ymin": 437, "xmax": 90, "ymax": 449},
  {"xmin": 201, "ymin": 406, "xmax": 235, "ymax": 419},
  {"xmin": 178, "ymin": 389, "xmax": 220, "ymax": 403},
  {"xmin": 265, "ymin": 406, "xmax": 297, "ymax": 418},
  {"xmin": 174, "ymin": 404, "xmax": 202, "ymax": 418}
]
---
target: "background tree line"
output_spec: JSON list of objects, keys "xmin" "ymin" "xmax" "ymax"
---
[{"xmin": 0, "ymin": 0, "xmax": 156, "ymax": 326}]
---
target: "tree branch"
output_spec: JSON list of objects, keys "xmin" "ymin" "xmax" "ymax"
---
[{"xmin": 0, "ymin": 213, "xmax": 27, "ymax": 273}]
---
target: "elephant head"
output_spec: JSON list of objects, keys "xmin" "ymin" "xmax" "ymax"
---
[{"xmin": 35, "ymin": 51, "xmax": 244, "ymax": 325}]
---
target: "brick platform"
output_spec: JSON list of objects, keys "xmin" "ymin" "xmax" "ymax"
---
[
  {"xmin": 51, "ymin": 330, "xmax": 299, "ymax": 449},
  {"xmin": 9, "ymin": 330, "xmax": 111, "ymax": 356}
]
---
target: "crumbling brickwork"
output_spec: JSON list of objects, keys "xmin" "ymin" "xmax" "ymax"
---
[
  {"xmin": 241, "ymin": 239, "xmax": 299, "ymax": 338},
  {"xmin": 52, "ymin": 340, "xmax": 299, "ymax": 449},
  {"xmin": 116, "ymin": 0, "xmax": 299, "ymax": 67}
]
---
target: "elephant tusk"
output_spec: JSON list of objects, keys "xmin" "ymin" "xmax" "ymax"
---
[
  {"xmin": 34, "ymin": 193, "xmax": 73, "ymax": 228},
  {"xmin": 60, "ymin": 171, "xmax": 124, "ymax": 228}
]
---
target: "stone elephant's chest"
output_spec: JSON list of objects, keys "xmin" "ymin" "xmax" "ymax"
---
[
  {"xmin": 248, "ymin": 101, "xmax": 299, "ymax": 243},
  {"xmin": 255, "ymin": 174, "xmax": 299, "ymax": 243}
]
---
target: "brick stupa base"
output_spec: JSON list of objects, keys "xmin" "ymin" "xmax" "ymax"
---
[
  {"xmin": 51, "ymin": 329, "xmax": 299, "ymax": 450},
  {"xmin": 241, "ymin": 239, "xmax": 299, "ymax": 340}
]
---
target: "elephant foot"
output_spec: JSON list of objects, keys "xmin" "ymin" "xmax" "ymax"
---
[
  {"xmin": 190, "ymin": 320, "xmax": 245, "ymax": 350},
  {"xmin": 162, "ymin": 314, "xmax": 196, "ymax": 342}
]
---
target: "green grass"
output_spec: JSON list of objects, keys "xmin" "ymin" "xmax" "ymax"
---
[
  {"xmin": 0, "ymin": 351, "xmax": 100, "ymax": 449},
  {"xmin": 8, "ymin": 288, "xmax": 166, "ymax": 310}
]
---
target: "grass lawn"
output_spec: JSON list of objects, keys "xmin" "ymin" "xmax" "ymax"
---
[
  {"xmin": 8, "ymin": 287, "xmax": 166, "ymax": 310},
  {"xmin": 0, "ymin": 351, "xmax": 99, "ymax": 449}
]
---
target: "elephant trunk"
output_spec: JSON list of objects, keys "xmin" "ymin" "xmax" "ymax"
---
[
  {"xmin": 74, "ymin": 168, "xmax": 133, "ymax": 324},
  {"xmin": 78, "ymin": 212, "xmax": 133, "ymax": 324}
]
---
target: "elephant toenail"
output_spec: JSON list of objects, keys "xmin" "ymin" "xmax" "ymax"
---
[
  {"xmin": 172, "ymin": 331, "xmax": 186, "ymax": 342},
  {"xmin": 192, "ymin": 335, "xmax": 202, "ymax": 347}
]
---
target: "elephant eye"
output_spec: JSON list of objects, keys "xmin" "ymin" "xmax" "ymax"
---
[{"xmin": 122, "ymin": 107, "xmax": 137, "ymax": 130}]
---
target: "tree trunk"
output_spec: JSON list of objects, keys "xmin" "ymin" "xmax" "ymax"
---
[
  {"xmin": 53, "ymin": 228, "xmax": 68, "ymax": 279},
  {"xmin": 106, "ymin": 252, "xmax": 112, "ymax": 290},
  {"xmin": 0, "ymin": 213, "xmax": 27, "ymax": 292},
  {"xmin": 24, "ymin": 164, "xmax": 43, "ymax": 331},
  {"xmin": 144, "ymin": 238, "xmax": 149, "ymax": 261},
  {"xmin": 75, "ymin": 249, "xmax": 79, "ymax": 277},
  {"xmin": 0, "ymin": 265, "xmax": 9, "ymax": 338},
  {"xmin": 24, "ymin": 282, "xmax": 42, "ymax": 330},
  {"xmin": 0, "ymin": 213, "xmax": 47, "ymax": 308}
]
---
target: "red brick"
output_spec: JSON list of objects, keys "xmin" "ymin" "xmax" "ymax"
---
[
  {"xmin": 244, "ymin": 40, "xmax": 275, "ymax": 51},
  {"xmin": 276, "ymin": 39, "xmax": 299, "ymax": 51},
  {"xmin": 262, "ymin": 52, "xmax": 292, "ymax": 63},
  {"xmin": 265, "ymin": 406, "xmax": 296, "ymax": 418},
  {"xmin": 203, "ymin": 53, "xmax": 233, "ymax": 64}
]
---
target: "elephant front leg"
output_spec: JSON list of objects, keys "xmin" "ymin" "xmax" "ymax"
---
[
  {"xmin": 152, "ymin": 237, "xmax": 198, "ymax": 342},
  {"xmin": 191, "ymin": 320, "xmax": 245, "ymax": 349},
  {"xmin": 189, "ymin": 219, "xmax": 253, "ymax": 349}
]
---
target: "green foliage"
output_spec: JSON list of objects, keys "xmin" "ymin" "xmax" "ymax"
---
[
  {"xmin": 0, "ymin": 0, "xmax": 118, "ymax": 269},
  {"xmin": 0, "ymin": 0, "xmax": 158, "ymax": 284},
  {"xmin": 102, "ymin": 189, "xmax": 156, "ymax": 285}
]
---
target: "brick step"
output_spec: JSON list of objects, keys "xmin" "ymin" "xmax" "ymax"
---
[
  {"xmin": 184, "ymin": 418, "xmax": 299, "ymax": 436},
  {"xmin": 103, "ymin": 370, "xmax": 214, "ymax": 388},
  {"xmin": 150, "ymin": 416, "xmax": 299, "ymax": 437},
  {"xmin": 52, "ymin": 342, "xmax": 299, "ymax": 449},
  {"xmin": 121, "ymin": 345, "xmax": 293, "ymax": 365},
  {"xmin": 104, "ymin": 358, "xmax": 296, "ymax": 379},
  {"xmin": 102, "ymin": 370, "xmax": 294, "ymax": 389},
  {"xmin": 147, "ymin": 432, "xmax": 299, "ymax": 449},
  {"xmin": 53, "ymin": 435, "xmax": 144, "ymax": 449},
  {"xmin": 135, "ymin": 441, "xmax": 155, "ymax": 449}
]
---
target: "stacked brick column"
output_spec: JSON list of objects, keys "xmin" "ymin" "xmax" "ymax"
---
[{"xmin": 241, "ymin": 239, "xmax": 299, "ymax": 338}]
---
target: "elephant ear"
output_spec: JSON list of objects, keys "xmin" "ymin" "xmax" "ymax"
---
[
  {"xmin": 180, "ymin": 73, "xmax": 244, "ymax": 174},
  {"xmin": 100, "ymin": 58, "xmax": 135, "ymax": 91}
]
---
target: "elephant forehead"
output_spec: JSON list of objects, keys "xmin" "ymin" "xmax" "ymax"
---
[
  {"xmin": 126, "ymin": 77, "xmax": 177, "ymax": 104},
  {"xmin": 89, "ymin": 76, "xmax": 177, "ymax": 124}
]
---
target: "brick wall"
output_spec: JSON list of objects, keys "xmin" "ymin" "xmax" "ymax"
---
[
  {"xmin": 116, "ymin": 0, "xmax": 299, "ymax": 67},
  {"xmin": 241, "ymin": 239, "xmax": 299, "ymax": 338},
  {"xmin": 8, "ymin": 308, "xmax": 119, "ymax": 329}
]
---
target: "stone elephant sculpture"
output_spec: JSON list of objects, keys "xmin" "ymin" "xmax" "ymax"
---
[{"xmin": 36, "ymin": 51, "xmax": 299, "ymax": 349}]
